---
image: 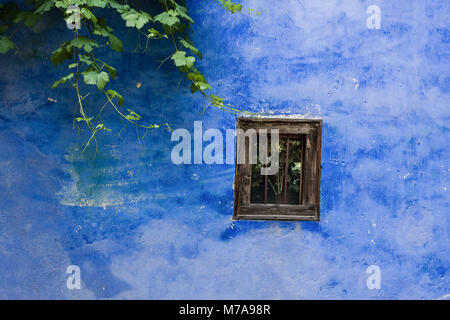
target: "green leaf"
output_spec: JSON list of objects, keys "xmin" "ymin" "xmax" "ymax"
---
[
  {"xmin": 79, "ymin": 54, "xmax": 93, "ymax": 65},
  {"xmin": 75, "ymin": 116, "xmax": 93, "ymax": 122},
  {"xmin": 106, "ymin": 89, "xmax": 124, "ymax": 106},
  {"xmin": 14, "ymin": 11, "xmax": 39, "ymax": 28},
  {"xmin": 125, "ymin": 109, "xmax": 141, "ymax": 121},
  {"xmin": 80, "ymin": 7, "xmax": 97, "ymax": 24},
  {"xmin": 187, "ymin": 70, "xmax": 211, "ymax": 92},
  {"xmin": 54, "ymin": 1, "xmax": 67, "ymax": 9},
  {"xmin": 154, "ymin": 10, "xmax": 180, "ymax": 27},
  {"xmin": 94, "ymin": 17, "xmax": 113, "ymax": 36},
  {"xmin": 187, "ymin": 71, "xmax": 206, "ymax": 83},
  {"xmin": 50, "ymin": 43, "xmax": 73, "ymax": 66},
  {"xmin": 83, "ymin": 70, "xmax": 109, "ymax": 90},
  {"xmin": 171, "ymin": 1, "xmax": 194, "ymax": 24},
  {"xmin": 52, "ymin": 73, "xmax": 74, "ymax": 88},
  {"xmin": 190, "ymin": 83, "xmax": 199, "ymax": 94},
  {"xmin": 109, "ymin": 1, "xmax": 128, "ymax": 10},
  {"xmin": 70, "ymin": 37, "xmax": 98, "ymax": 53},
  {"xmin": 108, "ymin": 33, "xmax": 123, "ymax": 52},
  {"xmin": 147, "ymin": 28, "xmax": 167, "ymax": 39},
  {"xmin": 171, "ymin": 50, "xmax": 195, "ymax": 69},
  {"xmin": 87, "ymin": 0, "xmax": 108, "ymax": 8},
  {"xmin": 218, "ymin": 0, "xmax": 243, "ymax": 13},
  {"xmin": 197, "ymin": 81, "xmax": 212, "ymax": 91},
  {"xmin": 0, "ymin": 36, "xmax": 15, "ymax": 54},
  {"xmin": 95, "ymin": 123, "xmax": 111, "ymax": 131},
  {"xmin": 210, "ymin": 94, "xmax": 224, "ymax": 107},
  {"xmin": 100, "ymin": 60, "xmax": 117, "ymax": 79},
  {"xmin": 179, "ymin": 38, "xmax": 202, "ymax": 59},
  {"xmin": 34, "ymin": 1, "xmax": 54, "ymax": 14},
  {"xmin": 121, "ymin": 9, "xmax": 151, "ymax": 29}
]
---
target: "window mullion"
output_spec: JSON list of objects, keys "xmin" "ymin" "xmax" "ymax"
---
[
  {"xmin": 299, "ymin": 136, "xmax": 305, "ymax": 205},
  {"xmin": 283, "ymin": 137, "xmax": 290, "ymax": 204},
  {"xmin": 264, "ymin": 141, "xmax": 268, "ymax": 204}
]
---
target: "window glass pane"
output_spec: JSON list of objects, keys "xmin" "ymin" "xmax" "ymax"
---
[
  {"xmin": 266, "ymin": 138, "xmax": 286, "ymax": 204},
  {"xmin": 286, "ymin": 138, "xmax": 302, "ymax": 205},
  {"xmin": 250, "ymin": 157, "xmax": 265, "ymax": 204},
  {"xmin": 250, "ymin": 136, "xmax": 303, "ymax": 205}
]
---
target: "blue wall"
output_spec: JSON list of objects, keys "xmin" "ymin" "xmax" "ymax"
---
[{"xmin": 0, "ymin": 0, "xmax": 448, "ymax": 299}]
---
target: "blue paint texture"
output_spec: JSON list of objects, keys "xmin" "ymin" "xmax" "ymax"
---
[{"xmin": 0, "ymin": 0, "xmax": 449, "ymax": 299}]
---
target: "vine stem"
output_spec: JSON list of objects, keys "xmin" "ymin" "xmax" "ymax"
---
[
  {"xmin": 164, "ymin": 0, "xmax": 178, "ymax": 51},
  {"xmin": 73, "ymin": 27, "xmax": 98, "ymax": 155},
  {"xmin": 103, "ymin": 90, "xmax": 169, "ymax": 130}
]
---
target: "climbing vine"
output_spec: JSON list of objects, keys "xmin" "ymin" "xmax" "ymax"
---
[{"xmin": 0, "ymin": 0, "xmax": 259, "ymax": 153}]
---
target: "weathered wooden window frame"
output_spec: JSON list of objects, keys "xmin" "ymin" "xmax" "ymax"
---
[{"xmin": 233, "ymin": 118, "xmax": 322, "ymax": 221}]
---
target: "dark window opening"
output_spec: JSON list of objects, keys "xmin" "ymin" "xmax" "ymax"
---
[
  {"xmin": 250, "ymin": 135, "xmax": 304, "ymax": 205},
  {"xmin": 233, "ymin": 118, "xmax": 322, "ymax": 221}
]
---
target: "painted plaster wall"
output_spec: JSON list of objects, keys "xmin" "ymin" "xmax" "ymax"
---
[{"xmin": 0, "ymin": 0, "xmax": 448, "ymax": 299}]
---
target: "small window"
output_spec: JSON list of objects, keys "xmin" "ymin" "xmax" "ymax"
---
[{"xmin": 233, "ymin": 118, "xmax": 322, "ymax": 221}]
